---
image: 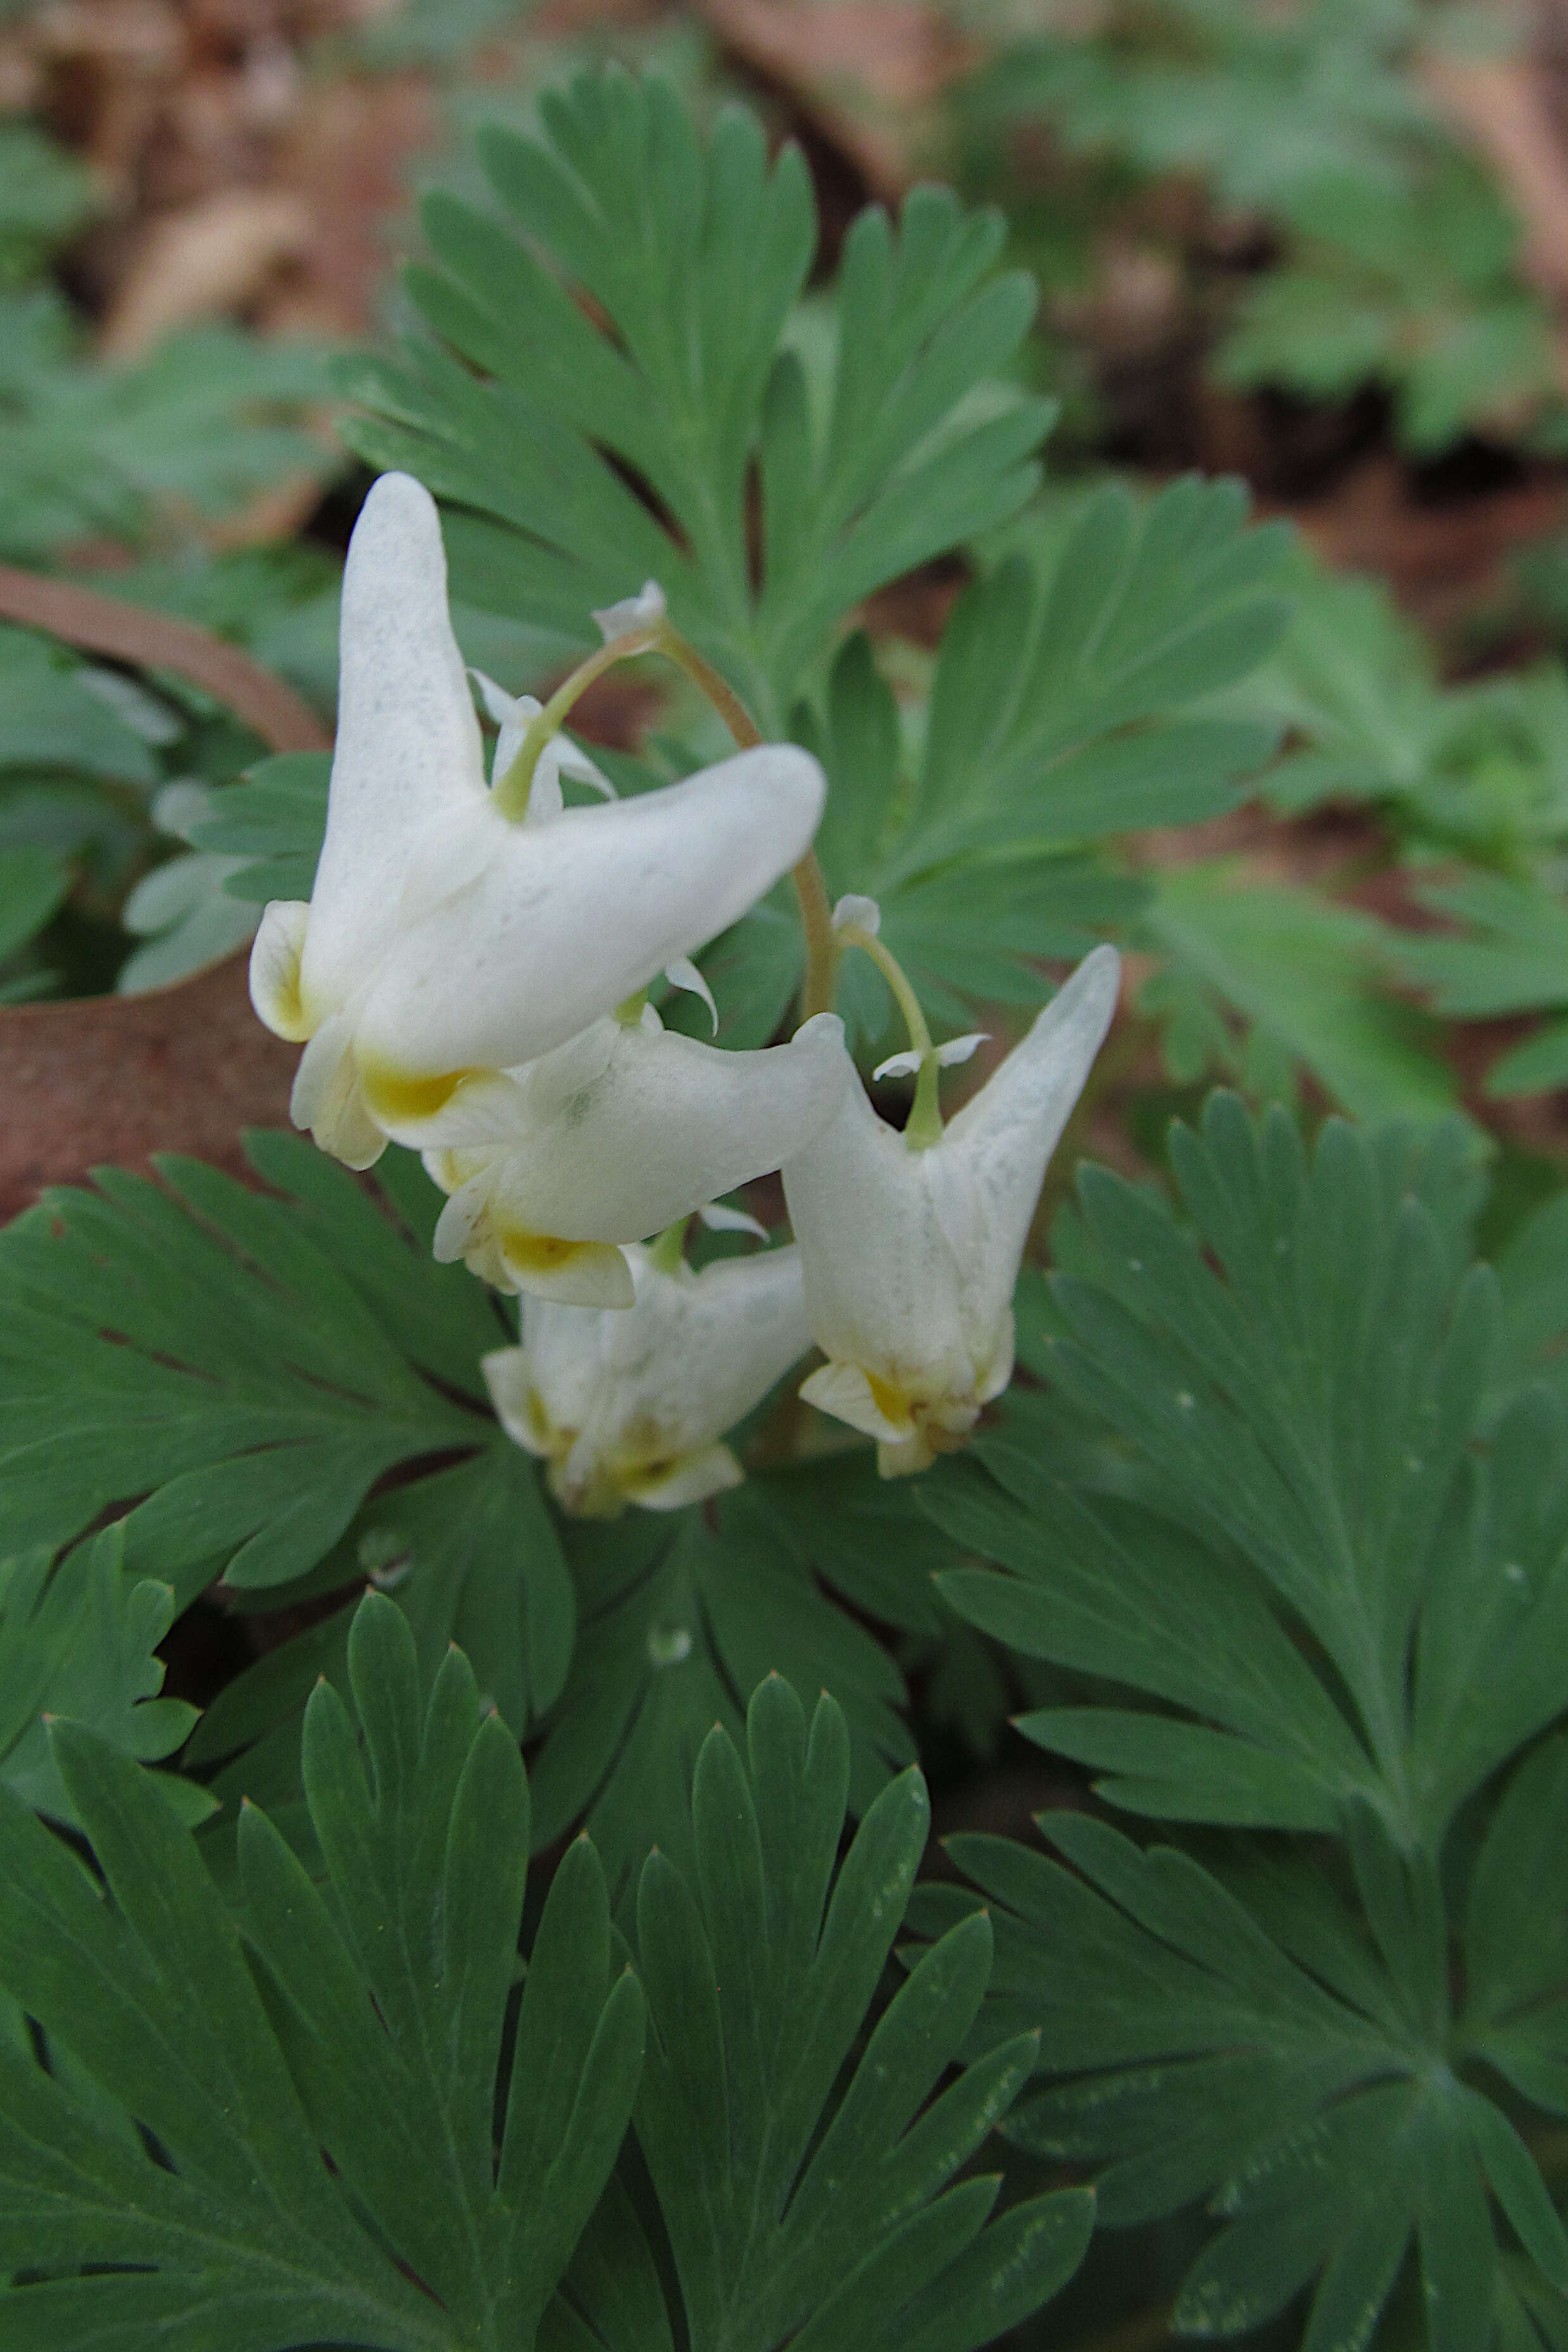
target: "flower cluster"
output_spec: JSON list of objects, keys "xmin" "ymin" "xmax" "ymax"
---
[{"xmin": 252, "ymin": 473, "xmax": 1120, "ymax": 1507}]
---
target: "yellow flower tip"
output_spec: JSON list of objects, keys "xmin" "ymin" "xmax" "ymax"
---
[
  {"xmin": 874, "ymin": 1412, "xmax": 976, "ymax": 1480},
  {"xmin": 545, "ymin": 1455, "xmax": 630, "ymax": 1519},
  {"xmin": 800, "ymin": 1357, "xmax": 981, "ymax": 1478},
  {"xmin": 248, "ymin": 900, "xmax": 314, "ymax": 1043},
  {"xmin": 865, "ymin": 1367, "xmax": 919, "ymax": 1435},
  {"xmin": 359, "ymin": 1062, "xmax": 479, "ymax": 1130},
  {"xmin": 521, "ymin": 1388, "xmax": 563, "ymax": 1459},
  {"xmin": 494, "ymin": 1229, "xmax": 635, "ymax": 1309}
]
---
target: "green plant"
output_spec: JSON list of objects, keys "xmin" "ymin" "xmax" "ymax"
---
[{"xmin": 1, "ymin": 61, "xmax": 1567, "ymax": 2352}]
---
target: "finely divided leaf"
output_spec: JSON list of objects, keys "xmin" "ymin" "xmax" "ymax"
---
[
  {"xmin": 528, "ymin": 1483, "xmax": 919, "ymax": 1901},
  {"xmin": 929, "ymin": 1097, "xmax": 1543, "ymax": 1844},
  {"xmin": 912, "ymin": 1812, "xmax": 1562, "ymax": 2349},
  {"xmin": 0, "ymin": 1593, "xmax": 642, "ymax": 2346},
  {"xmin": 0, "ymin": 1134, "xmax": 507, "ymax": 1600},
  {"xmin": 0, "ymin": 1524, "xmax": 200, "ymax": 1827},
  {"xmin": 552, "ymin": 1677, "xmax": 1092, "ymax": 2352},
  {"xmin": 343, "ymin": 66, "xmax": 1050, "ymax": 725},
  {"xmin": 726, "ymin": 476, "xmax": 1289, "ymax": 1049}
]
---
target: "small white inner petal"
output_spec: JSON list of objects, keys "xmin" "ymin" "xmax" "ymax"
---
[
  {"xmin": 873, "ymin": 1047, "xmax": 924, "ymax": 1082},
  {"xmin": 935, "ymin": 1032, "xmax": 990, "ymax": 1067},
  {"xmin": 697, "ymin": 1200, "xmax": 769, "ymax": 1241},
  {"xmin": 555, "ymin": 736, "xmax": 616, "ymax": 797},
  {"xmin": 664, "ymin": 955, "xmax": 719, "ymax": 1034},
  {"xmin": 469, "ymin": 668, "xmax": 518, "ymax": 727}
]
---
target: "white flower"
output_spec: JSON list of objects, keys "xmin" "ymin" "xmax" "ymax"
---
[
  {"xmin": 484, "ymin": 1241, "xmax": 809, "ymax": 1515},
  {"xmin": 781, "ymin": 945, "xmax": 1121, "ymax": 1477},
  {"xmin": 248, "ymin": 473, "xmax": 825, "ymax": 1168},
  {"xmin": 422, "ymin": 1006, "xmax": 848, "ymax": 1308}
]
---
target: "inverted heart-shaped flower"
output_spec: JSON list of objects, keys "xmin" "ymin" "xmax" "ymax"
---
[
  {"xmin": 484, "ymin": 1241, "xmax": 810, "ymax": 1514},
  {"xmin": 249, "ymin": 471, "xmax": 825, "ymax": 1167},
  {"xmin": 423, "ymin": 1006, "xmax": 848, "ymax": 1308},
  {"xmin": 782, "ymin": 944, "xmax": 1121, "ymax": 1476}
]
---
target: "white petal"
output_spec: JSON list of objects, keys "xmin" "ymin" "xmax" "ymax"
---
[
  {"xmin": 782, "ymin": 1043, "xmax": 971, "ymax": 1398},
  {"xmin": 289, "ymin": 1017, "xmax": 385, "ymax": 1170},
  {"xmin": 249, "ymin": 899, "xmax": 311, "ymax": 1042},
  {"xmin": 664, "ymin": 955, "xmax": 718, "ymax": 1035},
  {"xmin": 395, "ymin": 803, "xmax": 499, "ymax": 923},
  {"xmin": 428, "ymin": 1014, "xmax": 847, "ymax": 1248},
  {"xmin": 407, "ymin": 1066, "xmax": 534, "ymax": 1154},
  {"xmin": 873, "ymin": 1048, "xmax": 923, "ymax": 1082},
  {"xmin": 832, "ymin": 892, "xmax": 881, "ymax": 935},
  {"xmin": 520, "ymin": 753, "xmax": 564, "ymax": 827},
  {"xmin": 623, "ymin": 1246, "xmax": 809, "ymax": 1459},
  {"xmin": 499, "ymin": 1244, "xmax": 808, "ymax": 1514},
  {"xmin": 552, "ymin": 736, "xmax": 615, "ymax": 796},
  {"xmin": 941, "ymin": 943, "xmax": 1120, "ymax": 1346},
  {"xmin": 800, "ymin": 1359, "xmax": 912, "ymax": 1443},
  {"xmin": 592, "ymin": 580, "xmax": 666, "ymax": 642},
  {"xmin": 297, "ymin": 474, "xmax": 486, "ymax": 1027},
  {"xmin": 627, "ymin": 1442, "xmax": 744, "ymax": 1511},
  {"xmin": 481, "ymin": 1347, "xmax": 552, "ymax": 1457},
  {"xmin": 470, "ymin": 669, "xmax": 525, "ymax": 729},
  {"xmin": 429, "ymin": 1167, "xmax": 498, "ymax": 1263},
  {"xmin": 493, "ymin": 1239, "xmax": 634, "ymax": 1308},
  {"xmin": 698, "ymin": 1201, "xmax": 769, "ymax": 1241},
  {"xmin": 354, "ymin": 743, "xmax": 827, "ymax": 1081},
  {"xmin": 936, "ymin": 1032, "xmax": 990, "ymax": 1067}
]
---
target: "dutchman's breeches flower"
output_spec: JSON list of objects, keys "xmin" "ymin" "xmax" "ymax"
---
[
  {"xmin": 248, "ymin": 471, "xmax": 826, "ymax": 1168},
  {"xmin": 782, "ymin": 942, "xmax": 1122, "ymax": 1478},
  {"xmin": 421, "ymin": 1004, "xmax": 849, "ymax": 1308},
  {"xmin": 483, "ymin": 1241, "xmax": 810, "ymax": 1515}
]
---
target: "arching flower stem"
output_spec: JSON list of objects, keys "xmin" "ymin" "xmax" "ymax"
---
[
  {"xmin": 491, "ymin": 625, "xmax": 663, "ymax": 818},
  {"xmin": 836, "ymin": 920, "xmax": 943, "ymax": 1149},
  {"xmin": 494, "ymin": 612, "xmax": 840, "ymax": 1024}
]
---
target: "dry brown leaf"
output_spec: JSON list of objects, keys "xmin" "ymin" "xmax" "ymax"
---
[
  {"xmin": 98, "ymin": 184, "xmax": 312, "ymax": 357},
  {"xmin": 0, "ymin": 561, "xmax": 331, "ymax": 751},
  {"xmin": 0, "ymin": 953, "xmax": 296, "ymax": 1219},
  {"xmin": 267, "ymin": 70, "xmax": 440, "ymax": 334},
  {"xmin": 1273, "ymin": 454, "xmax": 1567, "ymax": 632},
  {"xmin": 1421, "ymin": 48, "xmax": 1568, "ymax": 300},
  {"xmin": 692, "ymin": 0, "xmax": 971, "ymax": 200}
]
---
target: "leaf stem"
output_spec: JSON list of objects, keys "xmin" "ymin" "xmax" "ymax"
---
[{"xmin": 494, "ymin": 615, "xmax": 839, "ymax": 1023}]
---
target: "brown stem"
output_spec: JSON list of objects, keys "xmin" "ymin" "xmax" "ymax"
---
[
  {"xmin": 0, "ymin": 561, "xmax": 331, "ymax": 755},
  {"xmin": 658, "ymin": 629, "xmax": 839, "ymax": 1023},
  {"xmin": 792, "ymin": 849, "xmax": 840, "ymax": 1020}
]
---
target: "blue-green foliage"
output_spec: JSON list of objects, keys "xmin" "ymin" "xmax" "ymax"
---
[
  {"xmin": 917, "ymin": 1097, "xmax": 1568, "ymax": 2341},
  {"xmin": 0, "ymin": 60, "xmax": 1567, "ymax": 2352}
]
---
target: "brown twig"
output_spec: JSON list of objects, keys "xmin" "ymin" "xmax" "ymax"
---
[{"xmin": 0, "ymin": 561, "xmax": 331, "ymax": 754}]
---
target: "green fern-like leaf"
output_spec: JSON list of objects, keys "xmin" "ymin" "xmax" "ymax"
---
[
  {"xmin": 547, "ymin": 1677, "xmax": 1094, "ymax": 2352},
  {"xmin": 0, "ymin": 1592, "xmax": 644, "ymax": 2347},
  {"xmin": 908, "ymin": 1808, "xmax": 1568, "ymax": 2351},
  {"xmin": 926, "ymin": 1096, "xmax": 1552, "ymax": 1846},
  {"xmin": 340, "ymin": 66, "xmax": 1052, "ymax": 729},
  {"xmin": 703, "ymin": 475, "xmax": 1291, "ymax": 1048}
]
